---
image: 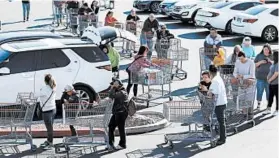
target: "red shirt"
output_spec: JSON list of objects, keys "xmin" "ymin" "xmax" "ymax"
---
[{"xmin": 105, "ymin": 16, "xmax": 117, "ymax": 26}]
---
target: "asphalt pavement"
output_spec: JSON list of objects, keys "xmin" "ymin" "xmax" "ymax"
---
[{"xmin": 0, "ymin": 0, "xmax": 278, "ymax": 157}]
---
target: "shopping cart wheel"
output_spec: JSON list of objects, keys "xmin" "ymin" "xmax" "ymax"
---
[
  {"xmin": 31, "ymin": 144, "xmax": 37, "ymax": 152},
  {"xmin": 169, "ymin": 97, "xmax": 173, "ymax": 101}
]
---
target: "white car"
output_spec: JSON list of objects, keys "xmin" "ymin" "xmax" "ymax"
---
[
  {"xmin": 195, "ymin": 1, "xmax": 262, "ymax": 33},
  {"xmin": 232, "ymin": 4, "xmax": 278, "ymax": 42},
  {"xmin": 171, "ymin": 0, "xmax": 223, "ymax": 23},
  {"xmin": 159, "ymin": 0, "xmax": 180, "ymax": 16},
  {"xmin": 0, "ymin": 26, "xmax": 137, "ymax": 104}
]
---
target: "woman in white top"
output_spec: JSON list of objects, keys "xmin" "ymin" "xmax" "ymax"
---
[{"xmin": 39, "ymin": 74, "xmax": 57, "ymax": 149}]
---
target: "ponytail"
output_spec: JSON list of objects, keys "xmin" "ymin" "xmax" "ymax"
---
[{"xmin": 45, "ymin": 74, "xmax": 56, "ymax": 89}]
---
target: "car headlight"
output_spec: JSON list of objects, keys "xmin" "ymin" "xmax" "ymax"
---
[{"xmin": 183, "ymin": 4, "xmax": 197, "ymax": 9}]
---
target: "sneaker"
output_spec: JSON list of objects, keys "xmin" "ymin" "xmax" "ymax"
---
[
  {"xmin": 263, "ymin": 108, "xmax": 271, "ymax": 115},
  {"xmin": 272, "ymin": 111, "xmax": 278, "ymax": 116},
  {"xmin": 216, "ymin": 139, "xmax": 226, "ymax": 146},
  {"xmin": 115, "ymin": 145, "xmax": 126, "ymax": 150},
  {"xmin": 40, "ymin": 141, "xmax": 53, "ymax": 149}
]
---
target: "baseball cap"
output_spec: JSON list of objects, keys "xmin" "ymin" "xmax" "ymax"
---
[{"xmin": 64, "ymin": 85, "xmax": 74, "ymax": 92}]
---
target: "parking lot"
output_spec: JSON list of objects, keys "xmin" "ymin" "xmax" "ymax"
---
[{"xmin": 0, "ymin": 0, "xmax": 278, "ymax": 157}]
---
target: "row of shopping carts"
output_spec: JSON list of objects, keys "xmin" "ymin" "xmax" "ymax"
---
[
  {"xmin": 0, "ymin": 92, "xmax": 114, "ymax": 156},
  {"xmin": 162, "ymin": 47, "xmax": 256, "ymax": 149}
]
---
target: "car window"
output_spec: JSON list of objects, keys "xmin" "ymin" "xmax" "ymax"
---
[
  {"xmin": 231, "ymin": 2, "xmax": 260, "ymax": 11},
  {"xmin": 210, "ymin": 1, "xmax": 234, "ymax": 9},
  {"xmin": 1, "ymin": 51, "xmax": 35, "ymax": 74},
  {"xmin": 244, "ymin": 6, "xmax": 267, "ymax": 15},
  {"xmin": 72, "ymin": 47, "xmax": 109, "ymax": 63},
  {"xmin": 271, "ymin": 9, "xmax": 278, "ymax": 16},
  {"xmin": 37, "ymin": 49, "xmax": 70, "ymax": 70}
]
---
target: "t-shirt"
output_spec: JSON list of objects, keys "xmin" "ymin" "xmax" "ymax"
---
[
  {"xmin": 233, "ymin": 59, "xmax": 255, "ymax": 79},
  {"xmin": 22, "ymin": 0, "xmax": 30, "ymax": 3},
  {"xmin": 209, "ymin": 74, "xmax": 227, "ymax": 106},
  {"xmin": 126, "ymin": 15, "xmax": 140, "ymax": 21},
  {"xmin": 254, "ymin": 53, "xmax": 272, "ymax": 81},
  {"xmin": 267, "ymin": 63, "xmax": 278, "ymax": 85}
]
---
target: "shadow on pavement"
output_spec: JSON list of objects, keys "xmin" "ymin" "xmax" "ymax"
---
[
  {"xmin": 156, "ymin": 17, "xmax": 179, "ymax": 23},
  {"xmin": 27, "ymin": 24, "xmax": 52, "ymax": 29},
  {"xmin": 166, "ymin": 22, "xmax": 197, "ymax": 30},
  {"xmin": 223, "ymin": 36, "xmax": 278, "ymax": 47},
  {"xmin": 34, "ymin": 17, "xmax": 53, "ymax": 22},
  {"xmin": 2, "ymin": 21, "xmax": 23, "ymax": 25},
  {"xmin": 178, "ymin": 31, "xmax": 237, "ymax": 40},
  {"xmin": 2, "ymin": 147, "xmax": 46, "ymax": 158},
  {"xmin": 123, "ymin": 10, "xmax": 151, "ymax": 16},
  {"xmin": 171, "ymin": 86, "xmax": 198, "ymax": 97}
]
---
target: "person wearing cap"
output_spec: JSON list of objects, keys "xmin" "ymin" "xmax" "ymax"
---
[
  {"xmin": 208, "ymin": 65, "xmax": 227, "ymax": 145},
  {"xmin": 204, "ymin": 28, "xmax": 223, "ymax": 49},
  {"xmin": 107, "ymin": 79, "xmax": 129, "ymax": 150},
  {"xmin": 241, "ymin": 36, "xmax": 256, "ymax": 59},
  {"xmin": 60, "ymin": 85, "xmax": 79, "ymax": 136},
  {"xmin": 155, "ymin": 24, "xmax": 174, "ymax": 58},
  {"xmin": 140, "ymin": 14, "xmax": 160, "ymax": 59}
]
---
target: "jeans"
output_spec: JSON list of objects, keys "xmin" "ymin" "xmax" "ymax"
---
[
  {"xmin": 215, "ymin": 105, "xmax": 226, "ymax": 142},
  {"xmin": 22, "ymin": 3, "xmax": 30, "ymax": 20},
  {"xmin": 267, "ymin": 84, "xmax": 278, "ymax": 111},
  {"xmin": 256, "ymin": 79, "xmax": 269, "ymax": 102},
  {"xmin": 54, "ymin": 6, "xmax": 63, "ymax": 24},
  {"xmin": 42, "ymin": 109, "xmax": 56, "ymax": 143},
  {"xmin": 126, "ymin": 71, "xmax": 138, "ymax": 97},
  {"xmin": 108, "ymin": 111, "xmax": 128, "ymax": 147},
  {"xmin": 140, "ymin": 34, "xmax": 153, "ymax": 59}
]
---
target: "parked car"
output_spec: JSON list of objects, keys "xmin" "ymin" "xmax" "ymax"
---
[
  {"xmin": 133, "ymin": 0, "xmax": 163, "ymax": 12},
  {"xmin": 171, "ymin": 0, "xmax": 223, "ymax": 23},
  {"xmin": 232, "ymin": 4, "xmax": 278, "ymax": 42},
  {"xmin": 0, "ymin": 26, "xmax": 137, "ymax": 104},
  {"xmin": 159, "ymin": 0, "xmax": 180, "ymax": 17},
  {"xmin": 195, "ymin": 0, "xmax": 262, "ymax": 33}
]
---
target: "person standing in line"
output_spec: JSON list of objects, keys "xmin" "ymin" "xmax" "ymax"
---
[
  {"xmin": 241, "ymin": 37, "xmax": 256, "ymax": 59},
  {"xmin": 126, "ymin": 9, "xmax": 140, "ymax": 35},
  {"xmin": 254, "ymin": 44, "xmax": 273, "ymax": 109},
  {"xmin": 108, "ymin": 79, "xmax": 129, "ymax": 150},
  {"xmin": 22, "ymin": 0, "xmax": 30, "ymax": 22},
  {"xmin": 102, "ymin": 44, "xmax": 120, "ymax": 78},
  {"xmin": 264, "ymin": 50, "xmax": 278, "ymax": 116},
  {"xmin": 91, "ymin": 0, "xmax": 100, "ymax": 22},
  {"xmin": 39, "ymin": 74, "xmax": 57, "ymax": 149},
  {"xmin": 208, "ymin": 65, "xmax": 227, "ymax": 145},
  {"xmin": 226, "ymin": 45, "xmax": 242, "ymax": 65}
]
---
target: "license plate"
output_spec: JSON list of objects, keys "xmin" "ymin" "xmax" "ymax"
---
[
  {"xmin": 196, "ymin": 20, "xmax": 206, "ymax": 26},
  {"xmin": 237, "ymin": 18, "xmax": 242, "ymax": 22}
]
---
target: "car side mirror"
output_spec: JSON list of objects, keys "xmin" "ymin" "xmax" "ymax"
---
[{"xmin": 0, "ymin": 67, "xmax": 10, "ymax": 74}]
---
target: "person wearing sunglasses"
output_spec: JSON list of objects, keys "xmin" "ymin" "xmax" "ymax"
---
[{"xmin": 155, "ymin": 25, "xmax": 174, "ymax": 58}]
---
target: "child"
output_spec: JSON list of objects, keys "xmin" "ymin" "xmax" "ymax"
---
[{"xmin": 213, "ymin": 48, "xmax": 225, "ymax": 67}]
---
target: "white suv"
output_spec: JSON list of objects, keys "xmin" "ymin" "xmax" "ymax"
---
[{"xmin": 171, "ymin": 0, "xmax": 222, "ymax": 23}]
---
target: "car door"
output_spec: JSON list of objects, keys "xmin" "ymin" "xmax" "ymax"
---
[
  {"xmin": 34, "ymin": 49, "xmax": 80, "ymax": 100},
  {"xmin": 0, "ymin": 51, "xmax": 36, "ymax": 103}
]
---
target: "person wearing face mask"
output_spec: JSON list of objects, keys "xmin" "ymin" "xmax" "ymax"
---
[
  {"xmin": 254, "ymin": 44, "xmax": 273, "ymax": 109},
  {"xmin": 204, "ymin": 28, "xmax": 223, "ymax": 49},
  {"xmin": 241, "ymin": 37, "xmax": 256, "ymax": 59},
  {"xmin": 140, "ymin": 14, "xmax": 159, "ymax": 59},
  {"xmin": 226, "ymin": 45, "xmax": 242, "ymax": 65}
]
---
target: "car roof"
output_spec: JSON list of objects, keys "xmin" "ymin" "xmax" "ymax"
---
[
  {"xmin": 263, "ymin": 3, "xmax": 279, "ymax": 8},
  {"xmin": 0, "ymin": 30, "xmax": 63, "ymax": 44},
  {"xmin": 1, "ymin": 38, "xmax": 96, "ymax": 52}
]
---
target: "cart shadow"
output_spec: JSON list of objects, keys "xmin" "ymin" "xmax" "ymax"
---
[
  {"xmin": 27, "ymin": 23, "xmax": 52, "ymax": 29},
  {"xmin": 166, "ymin": 22, "xmax": 198, "ymax": 30},
  {"xmin": 34, "ymin": 17, "xmax": 53, "ymax": 22},
  {"xmin": 125, "ymin": 141, "xmax": 213, "ymax": 158},
  {"xmin": 2, "ymin": 147, "xmax": 47, "ymax": 158},
  {"xmin": 178, "ymin": 31, "xmax": 236, "ymax": 40},
  {"xmin": 223, "ymin": 36, "xmax": 278, "ymax": 47},
  {"xmin": 171, "ymin": 86, "xmax": 198, "ymax": 97}
]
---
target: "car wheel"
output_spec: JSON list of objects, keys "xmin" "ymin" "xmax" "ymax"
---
[
  {"xmin": 150, "ymin": 2, "xmax": 160, "ymax": 13},
  {"xmin": 74, "ymin": 86, "xmax": 94, "ymax": 103},
  {"xmin": 262, "ymin": 25, "xmax": 278, "ymax": 42},
  {"xmin": 225, "ymin": 20, "xmax": 233, "ymax": 34}
]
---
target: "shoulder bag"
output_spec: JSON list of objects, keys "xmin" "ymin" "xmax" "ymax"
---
[
  {"xmin": 36, "ymin": 91, "xmax": 54, "ymax": 120},
  {"xmin": 125, "ymin": 56, "xmax": 144, "ymax": 73}
]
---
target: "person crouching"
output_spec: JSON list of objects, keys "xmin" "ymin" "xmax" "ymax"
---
[{"xmin": 108, "ymin": 79, "xmax": 129, "ymax": 150}]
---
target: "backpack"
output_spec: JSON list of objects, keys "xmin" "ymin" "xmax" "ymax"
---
[{"xmin": 126, "ymin": 97, "xmax": 137, "ymax": 116}]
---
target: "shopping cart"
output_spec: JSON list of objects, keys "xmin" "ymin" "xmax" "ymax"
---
[
  {"xmin": 78, "ymin": 14, "xmax": 99, "ymax": 35},
  {"xmin": 126, "ymin": 21, "xmax": 143, "ymax": 36},
  {"xmin": 68, "ymin": 8, "xmax": 79, "ymax": 34},
  {"xmin": 199, "ymin": 47, "xmax": 226, "ymax": 76},
  {"xmin": 0, "ymin": 93, "xmax": 37, "ymax": 152},
  {"xmin": 163, "ymin": 93, "xmax": 218, "ymax": 149},
  {"xmin": 225, "ymin": 79, "xmax": 256, "ymax": 133},
  {"xmin": 52, "ymin": 0, "xmax": 68, "ymax": 28},
  {"xmin": 55, "ymin": 98, "xmax": 113, "ymax": 153},
  {"xmin": 131, "ymin": 58, "xmax": 173, "ymax": 107}
]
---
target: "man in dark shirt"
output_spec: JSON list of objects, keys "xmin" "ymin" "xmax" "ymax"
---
[
  {"xmin": 78, "ymin": 3, "xmax": 93, "ymax": 15},
  {"xmin": 22, "ymin": 0, "xmax": 30, "ymax": 22},
  {"xmin": 61, "ymin": 85, "xmax": 80, "ymax": 136}
]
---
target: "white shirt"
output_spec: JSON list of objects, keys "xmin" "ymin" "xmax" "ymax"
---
[
  {"xmin": 209, "ymin": 73, "xmax": 227, "ymax": 106},
  {"xmin": 39, "ymin": 85, "xmax": 56, "ymax": 112}
]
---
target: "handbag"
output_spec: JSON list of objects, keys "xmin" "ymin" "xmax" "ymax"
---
[
  {"xmin": 126, "ymin": 56, "xmax": 144, "ymax": 73},
  {"xmin": 37, "ymin": 91, "xmax": 54, "ymax": 120}
]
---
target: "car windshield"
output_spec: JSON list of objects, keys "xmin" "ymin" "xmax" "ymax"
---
[
  {"xmin": 0, "ymin": 48, "xmax": 11, "ymax": 63},
  {"xmin": 244, "ymin": 6, "xmax": 268, "ymax": 15},
  {"xmin": 210, "ymin": 1, "xmax": 233, "ymax": 9}
]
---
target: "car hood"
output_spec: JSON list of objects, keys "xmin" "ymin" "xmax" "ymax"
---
[
  {"xmin": 81, "ymin": 26, "xmax": 138, "ymax": 45},
  {"xmin": 174, "ymin": 0, "xmax": 220, "ymax": 6}
]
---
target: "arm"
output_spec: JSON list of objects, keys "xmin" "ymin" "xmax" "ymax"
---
[
  {"xmin": 254, "ymin": 56, "xmax": 266, "ymax": 68},
  {"xmin": 268, "ymin": 66, "xmax": 278, "ymax": 83},
  {"xmin": 243, "ymin": 61, "xmax": 255, "ymax": 79},
  {"xmin": 233, "ymin": 62, "xmax": 238, "ymax": 78},
  {"xmin": 166, "ymin": 31, "xmax": 174, "ymax": 39}
]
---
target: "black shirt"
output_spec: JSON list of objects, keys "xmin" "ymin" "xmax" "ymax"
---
[
  {"xmin": 199, "ymin": 81, "xmax": 211, "ymax": 91},
  {"xmin": 61, "ymin": 92, "xmax": 79, "ymax": 104},
  {"xmin": 78, "ymin": 7, "xmax": 93, "ymax": 15},
  {"xmin": 126, "ymin": 15, "xmax": 140, "ymax": 22}
]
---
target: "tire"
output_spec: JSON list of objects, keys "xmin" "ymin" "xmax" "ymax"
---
[
  {"xmin": 74, "ymin": 86, "xmax": 94, "ymax": 103},
  {"xmin": 262, "ymin": 25, "xmax": 278, "ymax": 42},
  {"xmin": 225, "ymin": 20, "xmax": 233, "ymax": 34},
  {"xmin": 150, "ymin": 2, "xmax": 160, "ymax": 13}
]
